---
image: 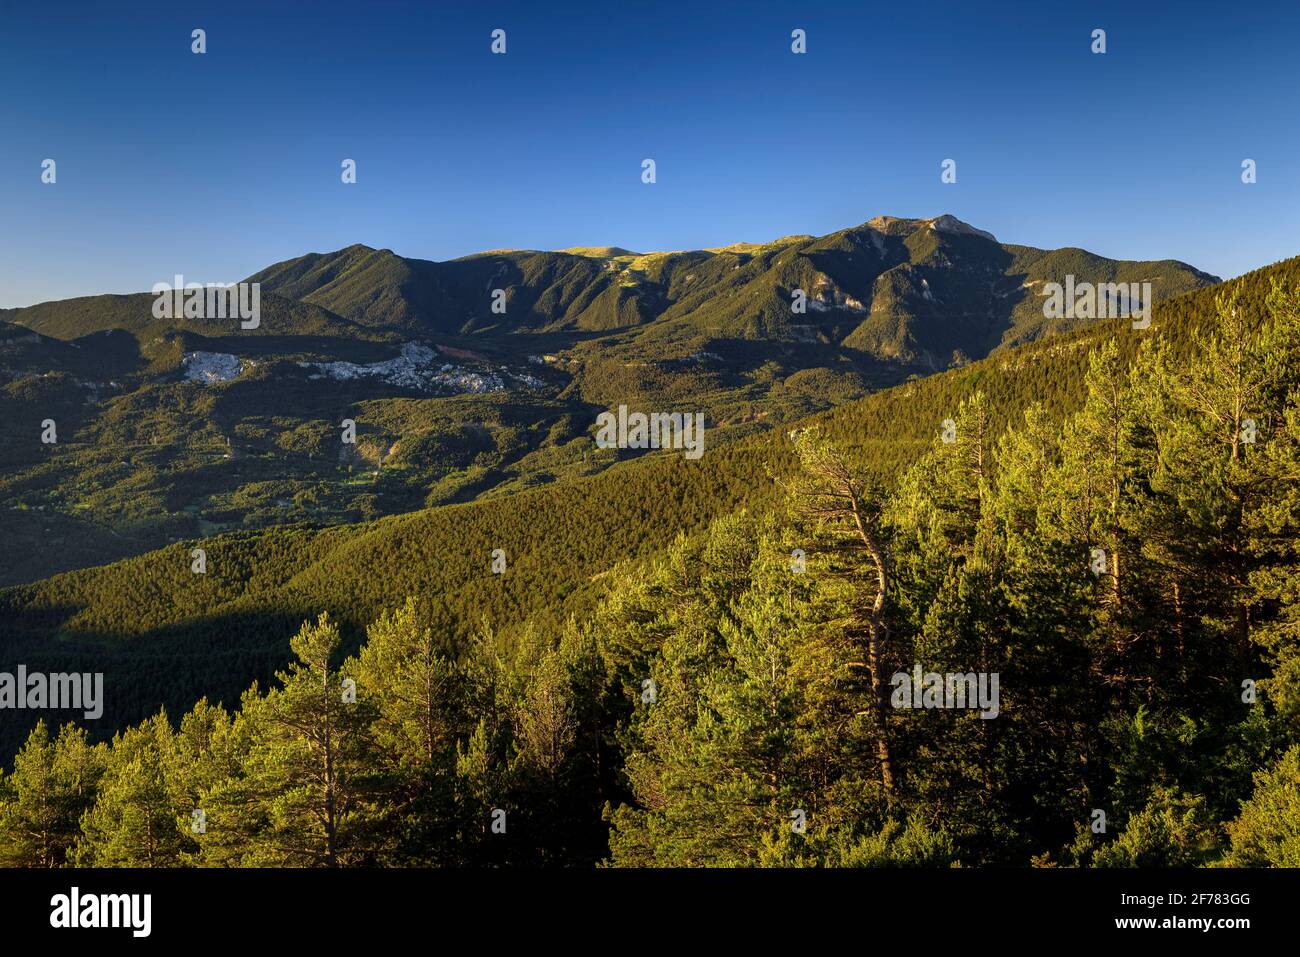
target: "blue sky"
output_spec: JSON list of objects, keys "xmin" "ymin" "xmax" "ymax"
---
[{"xmin": 2, "ymin": 0, "xmax": 1297, "ymax": 306}]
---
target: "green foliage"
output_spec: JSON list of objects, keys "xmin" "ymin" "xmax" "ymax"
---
[
  {"xmin": 5, "ymin": 246, "xmax": 1300, "ymax": 868},
  {"xmin": 0, "ymin": 722, "xmax": 101, "ymax": 866},
  {"xmin": 1090, "ymin": 788, "xmax": 1220, "ymax": 868},
  {"xmin": 1222, "ymin": 747, "xmax": 1300, "ymax": 866}
]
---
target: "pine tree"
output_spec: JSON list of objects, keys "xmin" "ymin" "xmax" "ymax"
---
[
  {"xmin": 355, "ymin": 598, "xmax": 463, "ymax": 864},
  {"xmin": 196, "ymin": 614, "xmax": 379, "ymax": 866},
  {"xmin": 74, "ymin": 712, "xmax": 187, "ymax": 866},
  {"xmin": 611, "ymin": 586, "xmax": 810, "ymax": 865},
  {"xmin": 1050, "ymin": 338, "xmax": 1143, "ymax": 629},
  {"xmin": 785, "ymin": 435, "xmax": 896, "ymax": 796},
  {"xmin": 0, "ymin": 722, "xmax": 101, "ymax": 867},
  {"xmin": 1243, "ymin": 283, "xmax": 1300, "ymax": 746},
  {"xmin": 1223, "ymin": 746, "xmax": 1300, "ymax": 866}
]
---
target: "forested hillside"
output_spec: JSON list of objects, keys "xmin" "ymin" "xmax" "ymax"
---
[{"xmin": 2, "ymin": 255, "xmax": 1298, "ymax": 868}]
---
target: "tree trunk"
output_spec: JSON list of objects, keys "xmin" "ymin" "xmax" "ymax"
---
[
  {"xmin": 322, "ymin": 666, "xmax": 337, "ymax": 868},
  {"xmin": 849, "ymin": 489, "xmax": 895, "ymax": 798}
]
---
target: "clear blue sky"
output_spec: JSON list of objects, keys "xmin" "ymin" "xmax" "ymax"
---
[{"xmin": 2, "ymin": 0, "xmax": 1297, "ymax": 307}]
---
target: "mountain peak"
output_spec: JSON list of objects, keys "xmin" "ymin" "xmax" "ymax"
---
[
  {"xmin": 862, "ymin": 214, "xmax": 997, "ymax": 243},
  {"xmin": 558, "ymin": 246, "xmax": 639, "ymax": 258},
  {"xmin": 926, "ymin": 214, "xmax": 998, "ymax": 242}
]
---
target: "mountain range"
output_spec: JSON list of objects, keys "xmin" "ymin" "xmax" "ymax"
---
[{"xmin": 244, "ymin": 213, "xmax": 1217, "ymax": 362}]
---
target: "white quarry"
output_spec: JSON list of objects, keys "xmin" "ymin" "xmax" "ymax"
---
[
  {"xmin": 182, "ymin": 351, "xmax": 243, "ymax": 383},
  {"xmin": 299, "ymin": 342, "xmax": 542, "ymax": 394}
]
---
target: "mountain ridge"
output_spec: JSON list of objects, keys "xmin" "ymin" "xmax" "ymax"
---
[
  {"xmin": 6, "ymin": 215, "xmax": 1219, "ymax": 374},
  {"xmin": 238, "ymin": 214, "xmax": 1218, "ymax": 365}
]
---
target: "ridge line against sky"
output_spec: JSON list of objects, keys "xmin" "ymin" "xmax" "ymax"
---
[
  {"xmin": 2, "ymin": 0, "xmax": 1297, "ymax": 307},
  {"xmin": 0, "ymin": 212, "xmax": 1229, "ymax": 310}
]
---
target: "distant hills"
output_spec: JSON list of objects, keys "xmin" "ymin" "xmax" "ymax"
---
[
  {"xmin": 242, "ymin": 214, "xmax": 1218, "ymax": 367},
  {"xmin": 5, "ymin": 214, "xmax": 1219, "ymax": 378}
]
